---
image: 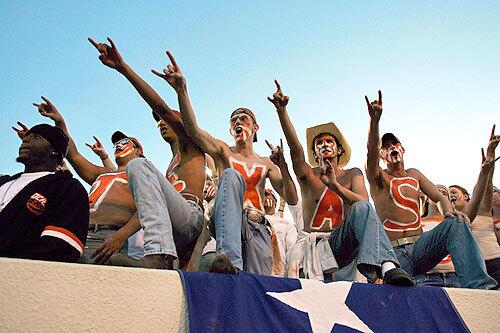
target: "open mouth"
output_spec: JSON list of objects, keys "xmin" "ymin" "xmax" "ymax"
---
[
  {"xmin": 235, "ymin": 127, "xmax": 243, "ymax": 135},
  {"xmin": 450, "ymin": 197, "xmax": 457, "ymax": 203}
]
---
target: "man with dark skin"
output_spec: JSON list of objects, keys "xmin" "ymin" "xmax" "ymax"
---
[
  {"xmin": 88, "ymin": 37, "xmax": 207, "ymax": 268},
  {"xmin": 365, "ymin": 90, "xmax": 497, "ymax": 289},
  {"xmin": 0, "ymin": 123, "xmax": 88, "ymax": 262},
  {"xmin": 269, "ymin": 81, "xmax": 411, "ymax": 285},
  {"xmin": 153, "ymin": 51, "xmax": 297, "ymax": 275}
]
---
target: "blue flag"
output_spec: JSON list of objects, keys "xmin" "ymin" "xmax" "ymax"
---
[{"xmin": 179, "ymin": 271, "xmax": 468, "ymax": 333}]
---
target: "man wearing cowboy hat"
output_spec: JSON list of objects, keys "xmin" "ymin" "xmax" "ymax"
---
[
  {"xmin": 269, "ymin": 81, "xmax": 412, "ymax": 285},
  {"xmin": 365, "ymin": 90, "xmax": 496, "ymax": 289},
  {"xmin": 158, "ymin": 52, "xmax": 298, "ymax": 275}
]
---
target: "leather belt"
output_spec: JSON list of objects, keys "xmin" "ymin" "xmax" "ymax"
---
[
  {"xmin": 88, "ymin": 224, "xmax": 121, "ymax": 232},
  {"xmin": 181, "ymin": 192, "xmax": 204, "ymax": 212},
  {"xmin": 391, "ymin": 236, "xmax": 420, "ymax": 247}
]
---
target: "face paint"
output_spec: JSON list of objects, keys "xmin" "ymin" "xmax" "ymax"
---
[
  {"xmin": 114, "ymin": 138, "xmax": 135, "ymax": 158},
  {"xmin": 229, "ymin": 114, "xmax": 253, "ymax": 143},
  {"xmin": 380, "ymin": 143, "xmax": 404, "ymax": 163},
  {"xmin": 449, "ymin": 187, "xmax": 466, "ymax": 209},
  {"xmin": 314, "ymin": 134, "xmax": 337, "ymax": 160}
]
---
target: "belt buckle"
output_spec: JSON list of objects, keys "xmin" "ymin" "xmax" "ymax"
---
[{"xmin": 246, "ymin": 209, "xmax": 264, "ymax": 223}]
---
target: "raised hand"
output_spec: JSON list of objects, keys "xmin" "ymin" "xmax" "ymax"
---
[
  {"xmin": 85, "ymin": 136, "xmax": 108, "ymax": 159},
  {"xmin": 151, "ymin": 51, "xmax": 186, "ymax": 91},
  {"xmin": 318, "ymin": 155, "xmax": 337, "ymax": 188},
  {"xmin": 12, "ymin": 121, "xmax": 29, "ymax": 139},
  {"xmin": 266, "ymin": 139, "xmax": 286, "ymax": 167},
  {"xmin": 481, "ymin": 147, "xmax": 500, "ymax": 174},
  {"xmin": 88, "ymin": 37, "xmax": 126, "ymax": 71},
  {"xmin": 33, "ymin": 96, "xmax": 63, "ymax": 123},
  {"xmin": 486, "ymin": 124, "xmax": 500, "ymax": 159},
  {"xmin": 365, "ymin": 90, "xmax": 383, "ymax": 120},
  {"xmin": 267, "ymin": 79, "xmax": 289, "ymax": 111}
]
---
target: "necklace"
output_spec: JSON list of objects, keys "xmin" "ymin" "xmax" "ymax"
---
[{"xmin": 0, "ymin": 177, "xmax": 21, "ymax": 210}]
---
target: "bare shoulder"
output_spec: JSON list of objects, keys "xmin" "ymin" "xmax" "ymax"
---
[
  {"xmin": 346, "ymin": 167, "xmax": 364, "ymax": 177},
  {"xmin": 406, "ymin": 168, "xmax": 423, "ymax": 179}
]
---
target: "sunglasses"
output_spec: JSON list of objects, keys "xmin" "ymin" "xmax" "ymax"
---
[{"xmin": 113, "ymin": 138, "xmax": 133, "ymax": 149}]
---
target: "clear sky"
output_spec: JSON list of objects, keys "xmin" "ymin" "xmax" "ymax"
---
[{"xmin": 1, "ymin": 1, "xmax": 499, "ymax": 194}]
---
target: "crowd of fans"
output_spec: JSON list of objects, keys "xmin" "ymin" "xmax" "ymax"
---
[{"xmin": 1, "ymin": 37, "xmax": 499, "ymax": 290}]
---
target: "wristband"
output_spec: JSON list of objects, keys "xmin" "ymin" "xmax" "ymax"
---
[{"xmin": 100, "ymin": 154, "xmax": 109, "ymax": 160}]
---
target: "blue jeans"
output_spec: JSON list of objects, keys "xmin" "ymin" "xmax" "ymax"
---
[
  {"xmin": 414, "ymin": 272, "xmax": 461, "ymax": 288},
  {"xmin": 393, "ymin": 216, "xmax": 497, "ymax": 289},
  {"xmin": 81, "ymin": 229, "xmax": 128, "ymax": 264},
  {"xmin": 126, "ymin": 158, "xmax": 204, "ymax": 260},
  {"xmin": 212, "ymin": 169, "xmax": 273, "ymax": 275},
  {"xmin": 328, "ymin": 201, "xmax": 400, "ymax": 281},
  {"xmin": 486, "ymin": 257, "xmax": 500, "ymax": 285}
]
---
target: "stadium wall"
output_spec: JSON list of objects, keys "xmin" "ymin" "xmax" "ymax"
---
[{"xmin": 0, "ymin": 257, "xmax": 498, "ymax": 332}]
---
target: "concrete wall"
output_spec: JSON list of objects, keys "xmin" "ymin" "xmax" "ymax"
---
[{"xmin": 0, "ymin": 257, "xmax": 498, "ymax": 332}]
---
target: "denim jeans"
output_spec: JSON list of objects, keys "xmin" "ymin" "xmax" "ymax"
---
[
  {"xmin": 212, "ymin": 168, "xmax": 273, "ymax": 275},
  {"xmin": 126, "ymin": 158, "xmax": 204, "ymax": 260},
  {"xmin": 414, "ymin": 272, "xmax": 461, "ymax": 288},
  {"xmin": 393, "ymin": 216, "xmax": 497, "ymax": 289},
  {"xmin": 81, "ymin": 229, "xmax": 128, "ymax": 264},
  {"xmin": 328, "ymin": 201, "xmax": 400, "ymax": 281},
  {"xmin": 486, "ymin": 257, "xmax": 500, "ymax": 285}
]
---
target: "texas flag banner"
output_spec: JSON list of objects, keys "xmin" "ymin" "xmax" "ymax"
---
[{"xmin": 179, "ymin": 271, "xmax": 469, "ymax": 333}]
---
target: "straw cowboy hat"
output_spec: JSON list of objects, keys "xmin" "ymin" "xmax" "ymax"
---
[{"xmin": 306, "ymin": 122, "xmax": 351, "ymax": 169}]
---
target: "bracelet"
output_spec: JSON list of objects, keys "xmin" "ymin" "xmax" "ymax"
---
[{"xmin": 100, "ymin": 155, "xmax": 109, "ymax": 160}]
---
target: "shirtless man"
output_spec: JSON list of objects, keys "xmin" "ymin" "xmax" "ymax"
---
[
  {"xmin": 269, "ymin": 81, "xmax": 411, "ymax": 285},
  {"xmin": 365, "ymin": 90, "xmax": 496, "ymax": 289},
  {"xmin": 88, "ymin": 38, "xmax": 206, "ymax": 268},
  {"xmin": 34, "ymin": 97, "xmax": 142, "ymax": 265},
  {"xmin": 153, "ymin": 52, "xmax": 297, "ymax": 275}
]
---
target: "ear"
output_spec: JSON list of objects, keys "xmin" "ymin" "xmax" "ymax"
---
[
  {"xmin": 401, "ymin": 146, "xmax": 405, "ymax": 154},
  {"xmin": 253, "ymin": 123, "xmax": 259, "ymax": 132}
]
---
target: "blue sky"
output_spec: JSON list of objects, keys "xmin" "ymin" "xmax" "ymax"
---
[{"xmin": 1, "ymin": 1, "xmax": 499, "ymax": 192}]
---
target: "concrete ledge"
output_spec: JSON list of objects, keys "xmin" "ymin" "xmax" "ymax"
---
[{"xmin": 0, "ymin": 257, "xmax": 498, "ymax": 332}]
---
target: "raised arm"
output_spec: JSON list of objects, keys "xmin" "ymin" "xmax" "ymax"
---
[
  {"xmin": 365, "ymin": 90, "xmax": 383, "ymax": 185},
  {"xmin": 267, "ymin": 80, "xmax": 309, "ymax": 179},
  {"xmin": 88, "ymin": 38, "xmax": 191, "ymax": 148},
  {"xmin": 266, "ymin": 139, "xmax": 298, "ymax": 205},
  {"xmin": 152, "ymin": 51, "xmax": 224, "ymax": 157},
  {"xmin": 85, "ymin": 136, "xmax": 116, "ymax": 170},
  {"xmin": 318, "ymin": 158, "xmax": 369, "ymax": 204},
  {"xmin": 33, "ymin": 96, "xmax": 110, "ymax": 184},
  {"xmin": 467, "ymin": 128, "xmax": 499, "ymax": 220}
]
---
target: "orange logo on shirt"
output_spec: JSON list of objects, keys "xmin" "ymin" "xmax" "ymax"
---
[
  {"xmin": 230, "ymin": 158, "xmax": 266, "ymax": 212},
  {"xmin": 310, "ymin": 187, "xmax": 343, "ymax": 230},
  {"xmin": 166, "ymin": 154, "xmax": 186, "ymax": 193},
  {"xmin": 89, "ymin": 172, "xmax": 128, "ymax": 210},
  {"xmin": 384, "ymin": 177, "xmax": 421, "ymax": 231},
  {"xmin": 26, "ymin": 192, "xmax": 47, "ymax": 215}
]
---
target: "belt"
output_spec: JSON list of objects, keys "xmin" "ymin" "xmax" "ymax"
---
[
  {"xmin": 88, "ymin": 224, "xmax": 122, "ymax": 232},
  {"xmin": 181, "ymin": 193, "xmax": 204, "ymax": 212},
  {"xmin": 245, "ymin": 208, "xmax": 265, "ymax": 223},
  {"xmin": 391, "ymin": 236, "xmax": 420, "ymax": 247}
]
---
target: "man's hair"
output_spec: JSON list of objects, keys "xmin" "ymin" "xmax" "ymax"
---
[{"xmin": 450, "ymin": 185, "xmax": 470, "ymax": 201}]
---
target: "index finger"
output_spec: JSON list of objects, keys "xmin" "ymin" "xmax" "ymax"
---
[
  {"xmin": 280, "ymin": 138, "xmax": 283, "ymax": 150},
  {"xmin": 274, "ymin": 79, "xmax": 282, "ymax": 92},
  {"xmin": 166, "ymin": 51, "xmax": 179, "ymax": 70},
  {"xmin": 17, "ymin": 121, "xmax": 28, "ymax": 130},
  {"xmin": 88, "ymin": 37, "xmax": 100, "ymax": 50},
  {"xmin": 364, "ymin": 95, "xmax": 370, "ymax": 107},
  {"xmin": 378, "ymin": 90, "xmax": 382, "ymax": 106}
]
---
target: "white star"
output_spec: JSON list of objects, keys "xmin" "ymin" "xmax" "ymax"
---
[{"xmin": 267, "ymin": 280, "xmax": 372, "ymax": 333}]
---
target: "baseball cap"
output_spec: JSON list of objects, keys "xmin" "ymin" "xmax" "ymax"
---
[
  {"xmin": 111, "ymin": 131, "xmax": 144, "ymax": 156},
  {"xmin": 26, "ymin": 124, "xmax": 69, "ymax": 161}
]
